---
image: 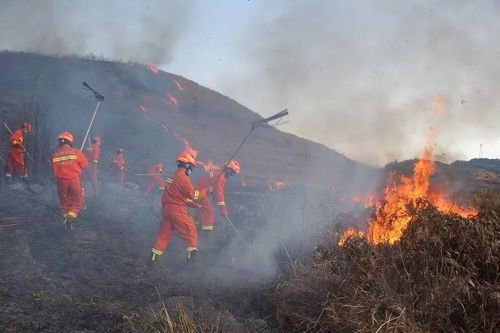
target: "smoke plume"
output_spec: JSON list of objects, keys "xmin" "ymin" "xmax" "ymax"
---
[
  {"xmin": 0, "ymin": 0, "xmax": 191, "ymax": 65},
  {"xmin": 219, "ymin": 0, "xmax": 500, "ymax": 165}
]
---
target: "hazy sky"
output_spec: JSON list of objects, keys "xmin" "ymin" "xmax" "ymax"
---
[{"xmin": 1, "ymin": 0, "xmax": 499, "ymax": 165}]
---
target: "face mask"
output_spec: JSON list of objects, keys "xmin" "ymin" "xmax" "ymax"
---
[{"xmin": 185, "ymin": 167, "xmax": 192, "ymax": 176}]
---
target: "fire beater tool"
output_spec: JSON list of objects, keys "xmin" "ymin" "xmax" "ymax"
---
[
  {"xmin": 224, "ymin": 109, "xmax": 288, "ymax": 166},
  {"xmin": 80, "ymin": 82, "xmax": 104, "ymax": 150},
  {"xmin": 225, "ymin": 216, "xmax": 253, "ymax": 251},
  {"xmin": 3, "ymin": 122, "xmax": 35, "ymax": 162},
  {"xmin": 219, "ymin": 109, "xmax": 288, "ymax": 250}
]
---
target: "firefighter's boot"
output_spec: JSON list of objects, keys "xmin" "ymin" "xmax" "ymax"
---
[
  {"xmin": 66, "ymin": 218, "xmax": 76, "ymax": 232},
  {"xmin": 149, "ymin": 251, "xmax": 159, "ymax": 267},
  {"xmin": 187, "ymin": 249, "xmax": 198, "ymax": 264}
]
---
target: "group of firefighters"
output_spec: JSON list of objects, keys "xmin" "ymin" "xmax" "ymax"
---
[{"xmin": 4, "ymin": 122, "xmax": 241, "ymax": 264}]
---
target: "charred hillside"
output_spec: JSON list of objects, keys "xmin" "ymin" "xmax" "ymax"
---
[{"xmin": 0, "ymin": 51, "xmax": 376, "ymax": 191}]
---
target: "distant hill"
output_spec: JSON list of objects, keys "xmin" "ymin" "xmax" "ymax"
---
[
  {"xmin": 0, "ymin": 51, "xmax": 377, "ymax": 192},
  {"xmin": 384, "ymin": 158, "xmax": 500, "ymax": 196}
]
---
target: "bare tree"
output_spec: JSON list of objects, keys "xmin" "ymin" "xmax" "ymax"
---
[{"xmin": 15, "ymin": 63, "xmax": 53, "ymax": 182}]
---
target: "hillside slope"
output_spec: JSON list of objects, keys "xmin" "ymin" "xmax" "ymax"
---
[{"xmin": 0, "ymin": 51, "xmax": 377, "ymax": 191}]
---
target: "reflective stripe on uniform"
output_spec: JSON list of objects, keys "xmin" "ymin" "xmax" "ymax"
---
[
  {"xmin": 202, "ymin": 226, "xmax": 213, "ymax": 231},
  {"xmin": 209, "ymin": 171, "xmax": 214, "ymax": 178},
  {"xmin": 193, "ymin": 190, "xmax": 199, "ymax": 200},
  {"xmin": 52, "ymin": 155, "xmax": 78, "ymax": 163},
  {"xmin": 216, "ymin": 201, "xmax": 225, "ymax": 206},
  {"xmin": 152, "ymin": 248, "xmax": 163, "ymax": 255},
  {"xmin": 67, "ymin": 211, "xmax": 77, "ymax": 218},
  {"xmin": 186, "ymin": 247, "xmax": 197, "ymax": 252},
  {"xmin": 5, "ymin": 173, "xmax": 12, "ymax": 178},
  {"xmin": 166, "ymin": 178, "xmax": 173, "ymax": 184},
  {"xmin": 92, "ymin": 160, "xmax": 98, "ymax": 163}
]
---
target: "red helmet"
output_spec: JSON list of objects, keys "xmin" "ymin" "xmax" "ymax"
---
[
  {"xmin": 117, "ymin": 147, "xmax": 125, "ymax": 153},
  {"xmin": 58, "ymin": 131, "xmax": 74, "ymax": 143},
  {"xmin": 155, "ymin": 163, "xmax": 163, "ymax": 170},
  {"xmin": 22, "ymin": 122, "xmax": 32, "ymax": 132},
  {"xmin": 92, "ymin": 136, "xmax": 102, "ymax": 143},
  {"xmin": 177, "ymin": 151, "xmax": 196, "ymax": 166},
  {"xmin": 226, "ymin": 160, "xmax": 241, "ymax": 174}
]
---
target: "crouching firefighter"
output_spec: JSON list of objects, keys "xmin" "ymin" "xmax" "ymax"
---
[
  {"xmin": 51, "ymin": 132, "xmax": 88, "ymax": 230},
  {"xmin": 145, "ymin": 163, "xmax": 165, "ymax": 194},
  {"xmin": 150, "ymin": 151, "xmax": 206, "ymax": 264},
  {"xmin": 111, "ymin": 148, "xmax": 126, "ymax": 185},
  {"xmin": 195, "ymin": 160, "xmax": 241, "ymax": 233}
]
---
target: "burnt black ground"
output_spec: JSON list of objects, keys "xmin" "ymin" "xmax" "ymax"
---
[{"xmin": 0, "ymin": 184, "xmax": 275, "ymax": 332}]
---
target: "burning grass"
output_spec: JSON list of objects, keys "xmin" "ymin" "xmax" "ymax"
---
[{"xmin": 275, "ymin": 193, "xmax": 499, "ymax": 332}]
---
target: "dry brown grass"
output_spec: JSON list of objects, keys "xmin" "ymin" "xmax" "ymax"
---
[
  {"xmin": 152, "ymin": 303, "xmax": 221, "ymax": 333},
  {"xmin": 275, "ymin": 192, "xmax": 500, "ymax": 332},
  {"xmin": 151, "ymin": 292, "xmax": 224, "ymax": 333}
]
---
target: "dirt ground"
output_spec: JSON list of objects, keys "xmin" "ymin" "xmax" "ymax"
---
[{"xmin": 0, "ymin": 183, "xmax": 275, "ymax": 332}]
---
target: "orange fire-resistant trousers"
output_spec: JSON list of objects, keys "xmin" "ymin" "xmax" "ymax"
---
[
  {"xmin": 194, "ymin": 196, "xmax": 215, "ymax": 231},
  {"xmin": 116, "ymin": 170, "xmax": 125, "ymax": 185},
  {"xmin": 88, "ymin": 163, "xmax": 98, "ymax": 182},
  {"xmin": 56, "ymin": 177, "xmax": 84, "ymax": 219},
  {"xmin": 6, "ymin": 148, "xmax": 27, "ymax": 178},
  {"xmin": 82, "ymin": 163, "xmax": 98, "ymax": 182},
  {"xmin": 152, "ymin": 204, "xmax": 198, "ymax": 255}
]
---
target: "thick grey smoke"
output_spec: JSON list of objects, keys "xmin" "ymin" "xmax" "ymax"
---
[
  {"xmin": 219, "ymin": 0, "xmax": 500, "ymax": 165},
  {"xmin": 0, "ymin": 0, "xmax": 191, "ymax": 65}
]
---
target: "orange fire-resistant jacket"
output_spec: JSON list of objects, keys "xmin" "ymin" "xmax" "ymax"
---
[
  {"xmin": 196, "ymin": 170, "xmax": 227, "ymax": 210},
  {"xmin": 162, "ymin": 168, "xmax": 205, "ymax": 208},
  {"xmin": 52, "ymin": 144, "xmax": 88, "ymax": 179},
  {"xmin": 85, "ymin": 143, "xmax": 100, "ymax": 164},
  {"xmin": 9, "ymin": 129, "xmax": 25, "ymax": 149},
  {"xmin": 8, "ymin": 129, "xmax": 26, "ymax": 164},
  {"xmin": 111, "ymin": 153, "xmax": 125, "ymax": 170},
  {"xmin": 145, "ymin": 165, "xmax": 165, "ymax": 193}
]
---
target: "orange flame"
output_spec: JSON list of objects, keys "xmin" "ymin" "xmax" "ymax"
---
[
  {"xmin": 139, "ymin": 104, "xmax": 148, "ymax": 113},
  {"xmin": 351, "ymin": 194, "xmax": 377, "ymax": 208},
  {"xmin": 339, "ymin": 143, "xmax": 478, "ymax": 246},
  {"xmin": 269, "ymin": 181, "xmax": 285, "ymax": 192},
  {"xmin": 174, "ymin": 132, "xmax": 192, "ymax": 149},
  {"xmin": 165, "ymin": 92, "xmax": 179, "ymax": 106},
  {"xmin": 197, "ymin": 160, "xmax": 221, "ymax": 171},
  {"xmin": 172, "ymin": 79, "xmax": 183, "ymax": 90},
  {"xmin": 338, "ymin": 227, "xmax": 365, "ymax": 247},
  {"xmin": 146, "ymin": 64, "xmax": 159, "ymax": 74}
]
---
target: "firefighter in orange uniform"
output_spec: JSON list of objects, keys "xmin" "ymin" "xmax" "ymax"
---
[
  {"xmin": 195, "ymin": 160, "xmax": 240, "ymax": 232},
  {"xmin": 145, "ymin": 163, "xmax": 165, "ymax": 194},
  {"xmin": 150, "ymin": 151, "xmax": 206, "ymax": 264},
  {"xmin": 51, "ymin": 132, "xmax": 88, "ymax": 229},
  {"xmin": 5, "ymin": 122, "xmax": 32, "ymax": 179},
  {"xmin": 84, "ymin": 136, "xmax": 101, "ymax": 182},
  {"xmin": 110, "ymin": 148, "xmax": 126, "ymax": 185}
]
